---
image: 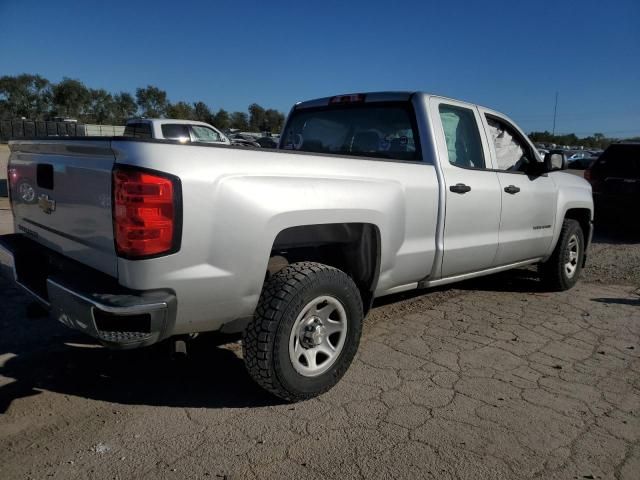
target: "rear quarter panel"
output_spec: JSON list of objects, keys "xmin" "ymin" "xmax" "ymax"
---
[{"xmin": 111, "ymin": 141, "xmax": 439, "ymax": 334}]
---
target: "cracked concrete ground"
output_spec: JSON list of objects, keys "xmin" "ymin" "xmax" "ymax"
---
[{"xmin": 0, "ymin": 199, "xmax": 639, "ymax": 478}]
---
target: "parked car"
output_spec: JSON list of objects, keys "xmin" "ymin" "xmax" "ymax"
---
[
  {"xmin": 255, "ymin": 136, "xmax": 278, "ymax": 149},
  {"xmin": 124, "ymin": 118, "xmax": 230, "ymax": 145},
  {"xmin": 585, "ymin": 142, "xmax": 640, "ymax": 226},
  {"xmin": 227, "ymin": 133, "xmax": 260, "ymax": 148},
  {"xmin": 568, "ymin": 157, "xmax": 597, "ymax": 170},
  {"xmin": 1, "ymin": 91, "xmax": 593, "ymax": 401}
]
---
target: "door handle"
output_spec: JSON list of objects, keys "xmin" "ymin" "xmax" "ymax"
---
[
  {"xmin": 504, "ymin": 185, "xmax": 521, "ymax": 194},
  {"xmin": 449, "ymin": 183, "xmax": 471, "ymax": 194}
]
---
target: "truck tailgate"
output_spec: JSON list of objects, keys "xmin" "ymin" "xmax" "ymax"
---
[{"xmin": 8, "ymin": 139, "xmax": 118, "ymax": 277}]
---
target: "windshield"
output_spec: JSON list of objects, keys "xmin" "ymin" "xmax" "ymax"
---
[{"xmin": 281, "ymin": 103, "xmax": 421, "ymax": 161}]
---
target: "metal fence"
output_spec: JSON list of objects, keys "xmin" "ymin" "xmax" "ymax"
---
[
  {"xmin": 0, "ymin": 119, "xmax": 125, "ymax": 141},
  {"xmin": 83, "ymin": 124, "xmax": 125, "ymax": 136},
  {"xmin": 0, "ymin": 119, "xmax": 84, "ymax": 141}
]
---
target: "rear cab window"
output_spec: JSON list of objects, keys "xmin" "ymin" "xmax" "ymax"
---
[
  {"xmin": 281, "ymin": 102, "xmax": 421, "ymax": 161},
  {"xmin": 123, "ymin": 122, "xmax": 152, "ymax": 139}
]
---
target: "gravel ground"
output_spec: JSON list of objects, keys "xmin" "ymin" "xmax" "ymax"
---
[{"xmin": 0, "ymin": 182, "xmax": 638, "ymax": 479}]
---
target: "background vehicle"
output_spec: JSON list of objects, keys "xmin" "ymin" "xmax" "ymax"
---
[
  {"xmin": 229, "ymin": 133, "xmax": 261, "ymax": 148},
  {"xmin": 1, "ymin": 92, "xmax": 593, "ymax": 401},
  {"xmin": 585, "ymin": 142, "xmax": 640, "ymax": 226},
  {"xmin": 255, "ymin": 136, "xmax": 278, "ymax": 148},
  {"xmin": 124, "ymin": 118, "xmax": 230, "ymax": 145}
]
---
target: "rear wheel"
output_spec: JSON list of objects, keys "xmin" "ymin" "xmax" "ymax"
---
[
  {"xmin": 243, "ymin": 262, "xmax": 363, "ymax": 401},
  {"xmin": 540, "ymin": 219, "xmax": 585, "ymax": 291}
]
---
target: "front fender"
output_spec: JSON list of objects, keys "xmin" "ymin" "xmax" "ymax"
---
[{"xmin": 544, "ymin": 172, "xmax": 594, "ymax": 260}]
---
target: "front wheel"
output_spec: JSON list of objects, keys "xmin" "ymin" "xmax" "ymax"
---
[
  {"xmin": 539, "ymin": 219, "xmax": 585, "ymax": 291},
  {"xmin": 243, "ymin": 262, "xmax": 363, "ymax": 401}
]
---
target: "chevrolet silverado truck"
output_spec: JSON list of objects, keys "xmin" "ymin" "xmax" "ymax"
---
[{"xmin": 0, "ymin": 92, "xmax": 593, "ymax": 401}]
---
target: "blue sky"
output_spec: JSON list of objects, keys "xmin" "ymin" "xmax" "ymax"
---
[{"xmin": 1, "ymin": 0, "xmax": 639, "ymax": 137}]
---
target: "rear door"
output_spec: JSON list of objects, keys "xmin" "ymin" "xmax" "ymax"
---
[
  {"xmin": 431, "ymin": 98, "xmax": 501, "ymax": 277},
  {"xmin": 478, "ymin": 111, "xmax": 557, "ymax": 265},
  {"xmin": 9, "ymin": 139, "xmax": 118, "ymax": 276}
]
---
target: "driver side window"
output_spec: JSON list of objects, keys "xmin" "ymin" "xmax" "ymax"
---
[{"xmin": 485, "ymin": 116, "xmax": 533, "ymax": 172}]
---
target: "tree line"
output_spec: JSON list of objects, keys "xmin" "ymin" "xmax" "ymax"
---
[
  {"xmin": 0, "ymin": 74, "xmax": 286, "ymax": 132},
  {"xmin": 527, "ymin": 131, "xmax": 635, "ymax": 150}
]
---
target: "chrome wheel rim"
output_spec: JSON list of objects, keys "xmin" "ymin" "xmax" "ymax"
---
[
  {"xmin": 289, "ymin": 295, "xmax": 347, "ymax": 377},
  {"xmin": 565, "ymin": 234, "xmax": 579, "ymax": 278},
  {"xmin": 19, "ymin": 182, "xmax": 35, "ymax": 202}
]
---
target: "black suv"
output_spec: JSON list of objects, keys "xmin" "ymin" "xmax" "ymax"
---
[{"xmin": 585, "ymin": 142, "xmax": 640, "ymax": 227}]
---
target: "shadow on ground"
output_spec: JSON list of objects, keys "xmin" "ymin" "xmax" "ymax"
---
[
  {"xmin": 0, "ymin": 179, "xmax": 7, "ymax": 198},
  {"xmin": 592, "ymin": 297, "xmax": 640, "ymax": 306},
  {"xmin": 0, "ymin": 283, "xmax": 281, "ymax": 413}
]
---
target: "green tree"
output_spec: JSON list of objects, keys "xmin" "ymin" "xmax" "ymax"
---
[
  {"xmin": 52, "ymin": 78, "xmax": 91, "ymax": 119},
  {"xmin": 166, "ymin": 101, "xmax": 194, "ymax": 119},
  {"xmin": 212, "ymin": 109, "xmax": 230, "ymax": 130},
  {"xmin": 0, "ymin": 74, "xmax": 52, "ymax": 119},
  {"xmin": 264, "ymin": 108, "xmax": 285, "ymax": 133},
  {"xmin": 88, "ymin": 88, "xmax": 114, "ymax": 124},
  {"xmin": 248, "ymin": 103, "xmax": 266, "ymax": 131},
  {"xmin": 193, "ymin": 101, "xmax": 213, "ymax": 123},
  {"xmin": 229, "ymin": 111, "xmax": 249, "ymax": 130},
  {"xmin": 112, "ymin": 92, "xmax": 138, "ymax": 124},
  {"xmin": 135, "ymin": 85, "xmax": 168, "ymax": 118}
]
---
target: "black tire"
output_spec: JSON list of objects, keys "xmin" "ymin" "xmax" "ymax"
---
[
  {"xmin": 243, "ymin": 262, "xmax": 363, "ymax": 402},
  {"xmin": 539, "ymin": 219, "xmax": 585, "ymax": 291}
]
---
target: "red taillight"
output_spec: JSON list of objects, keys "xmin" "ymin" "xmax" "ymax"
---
[
  {"xmin": 113, "ymin": 168, "xmax": 180, "ymax": 258},
  {"xmin": 329, "ymin": 93, "xmax": 366, "ymax": 105}
]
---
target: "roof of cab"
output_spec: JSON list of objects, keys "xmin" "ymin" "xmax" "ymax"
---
[
  {"xmin": 293, "ymin": 91, "xmax": 488, "ymax": 111},
  {"xmin": 291, "ymin": 90, "xmax": 519, "ymax": 137},
  {"xmin": 126, "ymin": 118, "xmax": 215, "ymax": 127}
]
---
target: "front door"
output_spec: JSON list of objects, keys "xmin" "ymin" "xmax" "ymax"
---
[
  {"xmin": 432, "ymin": 99, "xmax": 502, "ymax": 277},
  {"xmin": 479, "ymin": 111, "xmax": 557, "ymax": 265}
]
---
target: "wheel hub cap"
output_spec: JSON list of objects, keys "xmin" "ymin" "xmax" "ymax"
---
[
  {"xmin": 300, "ymin": 317, "xmax": 327, "ymax": 348},
  {"xmin": 289, "ymin": 296, "xmax": 348, "ymax": 377},
  {"xmin": 564, "ymin": 234, "xmax": 580, "ymax": 278}
]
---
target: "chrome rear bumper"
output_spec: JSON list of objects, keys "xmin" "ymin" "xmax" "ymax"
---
[{"xmin": 0, "ymin": 234, "xmax": 176, "ymax": 348}]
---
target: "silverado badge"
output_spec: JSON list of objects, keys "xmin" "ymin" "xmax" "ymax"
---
[{"xmin": 38, "ymin": 194, "xmax": 56, "ymax": 214}]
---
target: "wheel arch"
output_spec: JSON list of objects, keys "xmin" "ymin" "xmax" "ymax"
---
[{"xmin": 269, "ymin": 222, "xmax": 381, "ymax": 314}]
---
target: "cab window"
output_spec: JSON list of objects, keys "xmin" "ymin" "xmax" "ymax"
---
[
  {"xmin": 485, "ymin": 116, "xmax": 535, "ymax": 172},
  {"xmin": 190, "ymin": 125, "xmax": 221, "ymax": 142},
  {"xmin": 438, "ymin": 104, "xmax": 486, "ymax": 169},
  {"xmin": 123, "ymin": 122, "xmax": 152, "ymax": 139},
  {"xmin": 161, "ymin": 124, "xmax": 191, "ymax": 141}
]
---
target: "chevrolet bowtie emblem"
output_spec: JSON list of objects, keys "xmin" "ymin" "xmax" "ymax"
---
[{"xmin": 38, "ymin": 194, "xmax": 56, "ymax": 214}]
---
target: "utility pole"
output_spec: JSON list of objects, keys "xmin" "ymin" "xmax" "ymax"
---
[{"xmin": 552, "ymin": 91, "xmax": 558, "ymax": 136}]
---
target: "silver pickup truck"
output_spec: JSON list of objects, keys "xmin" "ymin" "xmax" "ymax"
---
[{"xmin": 1, "ymin": 92, "xmax": 593, "ymax": 401}]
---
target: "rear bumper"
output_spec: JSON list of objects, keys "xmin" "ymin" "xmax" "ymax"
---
[{"xmin": 0, "ymin": 233, "xmax": 176, "ymax": 349}]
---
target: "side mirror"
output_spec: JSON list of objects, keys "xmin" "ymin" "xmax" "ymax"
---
[{"xmin": 543, "ymin": 152, "xmax": 567, "ymax": 172}]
